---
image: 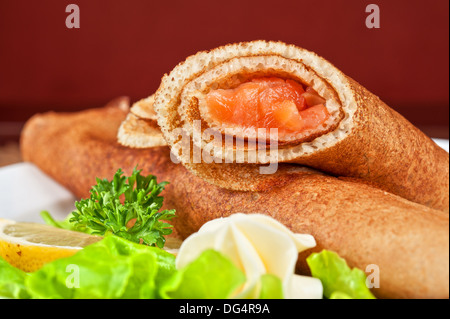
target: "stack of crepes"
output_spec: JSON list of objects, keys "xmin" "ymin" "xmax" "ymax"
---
[{"xmin": 21, "ymin": 41, "xmax": 449, "ymax": 299}]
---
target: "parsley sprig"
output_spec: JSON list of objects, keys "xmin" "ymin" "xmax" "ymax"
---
[{"xmin": 69, "ymin": 167, "xmax": 175, "ymax": 248}]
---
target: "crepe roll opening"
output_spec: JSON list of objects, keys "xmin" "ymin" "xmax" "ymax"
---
[
  {"xmin": 195, "ymin": 70, "xmax": 342, "ymax": 144},
  {"xmin": 155, "ymin": 41, "xmax": 357, "ymax": 165},
  {"xmin": 181, "ymin": 55, "xmax": 344, "ymax": 153}
]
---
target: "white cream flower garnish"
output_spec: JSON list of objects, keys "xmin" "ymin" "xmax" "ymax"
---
[{"xmin": 175, "ymin": 213, "xmax": 323, "ymax": 299}]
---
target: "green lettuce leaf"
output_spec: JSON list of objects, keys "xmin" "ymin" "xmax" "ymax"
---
[
  {"xmin": 258, "ymin": 274, "xmax": 284, "ymax": 299},
  {"xmin": 160, "ymin": 250, "xmax": 285, "ymax": 299},
  {"xmin": 306, "ymin": 250, "xmax": 376, "ymax": 299},
  {"xmin": 25, "ymin": 235, "xmax": 175, "ymax": 299},
  {"xmin": 160, "ymin": 249, "xmax": 246, "ymax": 299},
  {"xmin": 0, "ymin": 257, "xmax": 30, "ymax": 299},
  {"xmin": 329, "ymin": 291, "xmax": 353, "ymax": 299}
]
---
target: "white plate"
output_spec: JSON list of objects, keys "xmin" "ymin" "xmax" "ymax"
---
[
  {"xmin": 433, "ymin": 138, "xmax": 449, "ymax": 153},
  {"xmin": 0, "ymin": 139, "xmax": 448, "ymax": 222},
  {"xmin": 0, "ymin": 162, "xmax": 76, "ymax": 222}
]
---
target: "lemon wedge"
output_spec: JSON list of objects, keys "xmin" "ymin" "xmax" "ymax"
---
[{"xmin": 0, "ymin": 218, "xmax": 102, "ymax": 272}]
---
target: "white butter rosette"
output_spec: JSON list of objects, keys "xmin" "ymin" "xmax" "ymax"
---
[{"xmin": 175, "ymin": 213, "xmax": 323, "ymax": 299}]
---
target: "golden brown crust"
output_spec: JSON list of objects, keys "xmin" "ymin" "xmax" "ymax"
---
[
  {"xmin": 117, "ymin": 94, "xmax": 168, "ymax": 148},
  {"xmin": 130, "ymin": 95, "xmax": 157, "ymax": 120},
  {"xmin": 292, "ymin": 76, "xmax": 449, "ymax": 212},
  {"xmin": 117, "ymin": 112, "xmax": 167, "ymax": 148},
  {"xmin": 20, "ymin": 103, "xmax": 449, "ymax": 299}
]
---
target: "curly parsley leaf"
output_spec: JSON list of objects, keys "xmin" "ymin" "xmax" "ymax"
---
[{"xmin": 69, "ymin": 167, "xmax": 175, "ymax": 248}]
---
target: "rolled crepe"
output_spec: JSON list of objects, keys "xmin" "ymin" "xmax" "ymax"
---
[
  {"xmin": 117, "ymin": 95, "xmax": 167, "ymax": 148},
  {"xmin": 152, "ymin": 40, "xmax": 449, "ymax": 212},
  {"xmin": 21, "ymin": 101, "xmax": 449, "ymax": 299}
]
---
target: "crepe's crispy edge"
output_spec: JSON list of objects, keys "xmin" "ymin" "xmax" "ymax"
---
[
  {"xmin": 117, "ymin": 112, "xmax": 167, "ymax": 148},
  {"xmin": 130, "ymin": 95, "xmax": 157, "ymax": 120},
  {"xmin": 20, "ymin": 103, "xmax": 449, "ymax": 299},
  {"xmin": 117, "ymin": 94, "xmax": 168, "ymax": 148},
  {"xmin": 153, "ymin": 40, "xmax": 449, "ymax": 212}
]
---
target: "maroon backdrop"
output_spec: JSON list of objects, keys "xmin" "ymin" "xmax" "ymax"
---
[{"xmin": 0, "ymin": 0, "xmax": 448, "ymax": 143}]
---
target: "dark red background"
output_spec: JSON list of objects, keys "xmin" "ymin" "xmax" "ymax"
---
[{"xmin": 0, "ymin": 0, "xmax": 449, "ymax": 143}]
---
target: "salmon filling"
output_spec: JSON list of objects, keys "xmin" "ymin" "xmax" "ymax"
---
[{"xmin": 204, "ymin": 77, "xmax": 330, "ymax": 138}]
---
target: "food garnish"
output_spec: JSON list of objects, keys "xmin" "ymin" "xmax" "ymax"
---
[
  {"xmin": 0, "ymin": 168, "xmax": 376, "ymax": 299},
  {"xmin": 307, "ymin": 250, "xmax": 376, "ymax": 299},
  {"xmin": 44, "ymin": 167, "xmax": 175, "ymax": 248}
]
